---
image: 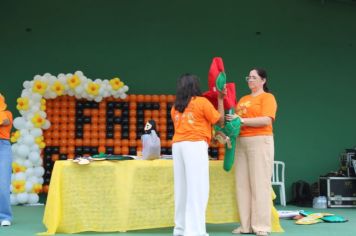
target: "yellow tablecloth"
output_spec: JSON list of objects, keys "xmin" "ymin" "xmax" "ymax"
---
[{"xmin": 41, "ymin": 160, "xmax": 283, "ymax": 235}]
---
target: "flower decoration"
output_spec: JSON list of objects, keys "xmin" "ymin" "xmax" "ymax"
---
[
  {"xmin": 110, "ymin": 77, "xmax": 124, "ymax": 90},
  {"xmin": 16, "ymin": 97, "xmax": 29, "ymax": 111},
  {"xmin": 32, "ymin": 184, "xmax": 43, "ymax": 194},
  {"xmin": 51, "ymin": 81, "xmax": 65, "ymax": 96},
  {"xmin": 32, "ymin": 80, "xmax": 48, "ymax": 95},
  {"xmin": 86, "ymin": 82, "xmax": 100, "ymax": 96},
  {"xmin": 67, "ymin": 74, "xmax": 81, "ymax": 89},
  {"xmin": 11, "ymin": 71, "xmax": 129, "ymax": 205},
  {"xmin": 31, "ymin": 113, "xmax": 46, "ymax": 128},
  {"xmin": 12, "ymin": 180, "xmax": 26, "ymax": 194},
  {"xmin": 10, "ymin": 130, "xmax": 21, "ymax": 143},
  {"xmin": 12, "ymin": 162, "xmax": 26, "ymax": 173}
]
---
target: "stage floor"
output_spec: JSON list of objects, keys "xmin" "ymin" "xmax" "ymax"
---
[{"xmin": 1, "ymin": 205, "xmax": 355, "ymax": 236}]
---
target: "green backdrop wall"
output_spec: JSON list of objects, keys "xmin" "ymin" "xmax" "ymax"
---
[{"xmin": 1, "ymin": 0, "xmax": 356, "ymax": 202}]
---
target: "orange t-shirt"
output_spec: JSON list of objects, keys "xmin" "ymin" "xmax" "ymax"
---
[
  {"xmin": 236, "ymin": 92, "xmax": 277, "ymax": 137},
  {"xmin": 171, "ymin": 96, "xmax": 221, "ymax": 144},
  {"xmin": 0, "ymin": 110, "xmax": 13, "ymax": 140}
]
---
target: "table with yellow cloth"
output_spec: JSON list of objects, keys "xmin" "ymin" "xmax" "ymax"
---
[{"xmin": 41, "ymin": 160, "xmax": 283, "ymax": 235}]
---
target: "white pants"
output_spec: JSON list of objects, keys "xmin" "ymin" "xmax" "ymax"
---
[{"xmin": 173, "ymin": 141, "xmax": 209, "ymax": 236}]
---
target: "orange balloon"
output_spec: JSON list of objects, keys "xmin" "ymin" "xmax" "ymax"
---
[
  {"xmin": 106, "ymin": 139, "xmax": 114, "ymax": 146},
  {"xmin": 129, "ymin": 139, "xmax": 137, "ymax": 147},
  {"xmin": 129, "ymin": 110, "xmax": 137, "ymax": 117},
  {"xmin": 137, "ymin": 94, "xmax": 144, "ymax": 102},
  {"xmin": 159, "ymin": 95, "xmax": 167, "ymax": 102},
  {"xmin": 152, "ymin": 95, "xmax": 159, "ymax": 102},
  {"xmin": 98, "ymin": 139, "xmax": 106, "ymax": 146},
  {"xmin": 98, "ymin": 146, "xmax": 106, "ymax": 153},
  {"xmin": 45, "ymin": 139, "xmax": 52, "ymax": 146},
  {"xmin": 75, "ymin": 139, "xmax": 83, "ymax": 146},
  {"xmin": 129, "ymin": 131, "xmax": 136, "ymax": 140},
  {"xmin": 144, "ymin": 95, "xmax": 152, "ymax": 102},
  {"xmin": 52, "ymin": 154, "xmax": 59, "ymax": 162},
  {"xmin": 129, "ymin": 102, "xmax": 137, "ymax": 110},
  {"xmin": 83, "ymin": 109, "xmax": 91, "ymax": 116},
  {"xmin": 129, "ymin": 94, "xmax": 137, "ymax": 102},
  {"xmin": 68, "ymin": 145, "xmax": 75, "ymax": 154},
  {"xmin": 114, "ymin": 146, "xmax": 121, "ymax": 154},
  {"xmin": 114, "ymin": 110, "xmax": 122, "ymax": 116},
  {"xmin": 60, "ymin": 146, "xmax": 67, "ymax": 154},
  {"xmin": 167, "ymin": 95, "xmax": 175, "ymax": 102},
  {"xmin": 83, "ymin": 139, "xmax": 91, "ymax": 146},
  {"xmin": 121, "ymin": 146, "xmax": 129, "ymax": 155},
  {"xmin": 121, "ymin": 139, "xmax": 129, "ymax": 147},
  {"xmin": 90, "ymin": 139, "xmax": 98, "ymax": 146}
]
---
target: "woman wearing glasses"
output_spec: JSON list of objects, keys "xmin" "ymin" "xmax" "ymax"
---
[
  {"xmin": 226, "ymin": 68, "xmax": 277, "ymax": 236},
  {"xmin": 0, "ymin": 93, "xmax": 13, "ymax": 227}
]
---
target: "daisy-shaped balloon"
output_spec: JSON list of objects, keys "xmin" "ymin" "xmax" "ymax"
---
[
  {"xmin": 110, "ymin": 77, "xmax": 124, "ymax": 90},
  {"xmin": 86, "ymin": 81, "xmax": 100, "ymax": 96},
  {"xmin": 31, "ymin": 113, "xmax": 46, "ymax": 128},
  {"xmin": 12, "ymin": 162, "xmax": 26, "ymax": 173},
  {"xmin": 32, "ymin": 80, "xmax": 48, "ymax": 95},
  {"xmin": 67, "ymin": 74, "xmax": 81, "ymax": 89},
  {"xmin": 51, "ymin": 81, "xmax": 65, "ymax": 96},
  {"xmin": 12, "ymin": 180, "xmax": 26, "ymax": 194},
  {"xmin": 16, "ymin": 97, "xmax": 29, "ymax": 111},
  {"xmin": 32, "ymin": 184, "xmax": 43, "ymax": 194}
]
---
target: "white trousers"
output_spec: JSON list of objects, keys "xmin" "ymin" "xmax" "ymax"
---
[{"xmin": 173, "ymin": 141, "xmax": 209, "ymax": 236}]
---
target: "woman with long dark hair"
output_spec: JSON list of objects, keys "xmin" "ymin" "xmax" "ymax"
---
[
  {"xmin": 226, "ymin": 68, "xmax": 277, "ymax": 236},
  {"xmin": 171, "ymin": 73, "xmax": 225, "ymax": 236}
]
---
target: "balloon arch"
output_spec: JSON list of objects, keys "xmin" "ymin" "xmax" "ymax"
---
[{"xmin": 10, "ymin": 71, "xmax": 128, "ymax": 204}]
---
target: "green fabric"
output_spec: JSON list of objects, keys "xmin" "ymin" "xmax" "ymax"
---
[
  {"xmin": 214, "ymin": 114, "xmax": 241, "ymax": 171},
  {"xmin": 215, "ymin": 72, "xmax": 226, "ymax": 91}
]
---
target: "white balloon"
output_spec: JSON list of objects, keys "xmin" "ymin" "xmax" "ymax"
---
[
  {"xmin": 13, "ymin": 117, "xmax": 26, "ymax": 129},
  {"xmin": 25, "ymin": 167, "xmax": 35, "ymax": 178},
  {"xmin": 30, "ymin": 145, "xmax": 40, "ymax": 152},
  {"xmin": 34, "ymin": 75, "xmax": 42, "ymax": 80},
  {"xmin": 75, "ymin": 86, "xmax": 84, "ymax": 94},
  {"xmin": 28, "ymin": 194, "xmax": 39, "ymax": 204},
  {"xmin": 120, "ymin": 93, "xmax": 127, "ymax": 99},
  {"xmin": 34, "ymin": 166, "xmax": 45, "ymax": 177},
  {"xmin": 23, "ymin": 160, "xmax": 33, "ymax": 168},
  {"xmin": 20, "ymin": 129, "xmax": 30, "ymax": 137},
  {"xmin": 11, "ymin": 143, "xmax": 18, "ymax": 153},
  {"xmin": 42, "ymin": 120, "xmax": 51, "ymax": 130},
  {"xmin": 15, "ymin": 172, "xmax": 26, "ymax": 181},
  {"xmin": 10, "ymin": 194, "xmax": 19, "ymax": 205},
  {"xmin": 23, "ymin": 135, "xmax": 35, "ymax": 145},
  {"xmin": 31, "ymin": 128, "xmax": 43, "ymax": 137},
  {"xmin": 27, "ymin": 176, "xmax": 38, "ymax": 184},
  {"xmin": 37, "ymin": 177, "xmax": 44, "ymax": 185},
  {"xmin": 38, "ymin": 111, "xmax": 46, "ymax": 118},
  {"xmin": 17, "ymin": 145, "xmax": 30, "ymax": 158},
  {"xmin": 17, "ymin": 193, "xmax": 29, "ymax": 204},
  {"xmin": 75, "ymin": 71, "xmax": 84, "ymax": 77},
  {"xmin": 23, "ymin": 81, "xmax": 31, "ymax": 89},
  {"xmin": 31, "ymin": 93, "xmax": 42, "ymax": 102},
  {"xmin": 13, "ymin": 159, "xmax": 24, "ymax": 166},
  {"xmin": 25, "ymin": 181, "xmax": 34, "ymax": 192},
  {"xmin": 94, "ymin": 96, "xmax": 102, "ymax": 102}
]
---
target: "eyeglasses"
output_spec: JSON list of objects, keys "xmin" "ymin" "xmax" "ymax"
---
[{"xmin": 245, "ymin": 76, "xmax": 259, "ymax": 82}]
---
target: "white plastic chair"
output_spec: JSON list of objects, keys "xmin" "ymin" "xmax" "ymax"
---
[{"xmin": 272, "ymin": 161, "xmax": 286, "ymax": 206}]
